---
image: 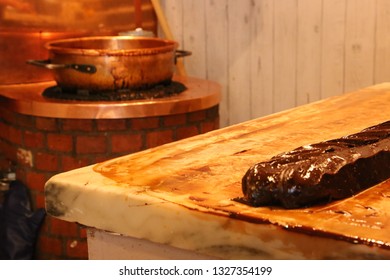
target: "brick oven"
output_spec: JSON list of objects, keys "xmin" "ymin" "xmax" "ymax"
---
[{"xmin": 0, "ymin": 76, "xmax": 220, "ymax": 259}]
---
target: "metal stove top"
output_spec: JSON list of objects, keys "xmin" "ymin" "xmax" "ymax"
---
[{"xmin": 42, "ymin": 81, "xmax": 187, "ymax": 101}]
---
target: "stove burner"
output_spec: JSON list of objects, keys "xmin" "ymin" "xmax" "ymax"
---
[{"xmin": 42, "ymin": 81, "xmax": 187, "ymax": 101}]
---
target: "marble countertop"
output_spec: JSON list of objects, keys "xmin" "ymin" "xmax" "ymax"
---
[{"xmin": 45, "ymin": 83, "xmax": 390, "ymax": 259}]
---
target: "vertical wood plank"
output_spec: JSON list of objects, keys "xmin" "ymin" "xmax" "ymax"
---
[
  {"xmin": 182, "ymin": 0, "xmax": 207, "ymax": 78},
  {"xmin": 375, "ymin": 0, "xmax": 390, "ymax": 83},
  {"xmin": 250, "ymin": 0, "xmax": 274, "ymax": 119},
  {"xmin": 344, "ymin": 0, "xmax": 376, "ymax": 92},
  {"xmin": 227, "ymin": 0, "xmax": 252, "ymax": 125},
  {"xmin": 159, "ymin": 0, "xmax": 184, "ymax": 42},
  {"xmin": 205, "ymin": 0, "xmax": 229, "ymax": 127},
  {"xmin": 321, "ymin": 0, "xmax": 346, "ymax": 99},
  {"xmin": 296, "ymin": 0, "xmax": 322, "ymax": 105},
  {"xmin": 273, "ymin": 0, "xmax": 298, "ymax": 112}
]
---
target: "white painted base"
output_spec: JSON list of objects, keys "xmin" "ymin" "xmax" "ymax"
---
[{"xmin": 87, "ymin": 229, "xmax": 216, "ymax": 260}]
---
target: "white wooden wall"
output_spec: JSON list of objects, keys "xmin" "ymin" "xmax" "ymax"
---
[{"xmin": 159, "ymin": 0, "xmax": 390, "ymax": 127}]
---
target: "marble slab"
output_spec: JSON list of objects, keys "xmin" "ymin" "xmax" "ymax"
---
[{"xmin": 45, "ymin": 83, "xmax": 390, "ymax": 259}]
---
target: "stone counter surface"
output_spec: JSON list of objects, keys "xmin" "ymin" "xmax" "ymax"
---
[{"xmin": 45, "ymin": 83, "xmax": 390, "ymax": 259}]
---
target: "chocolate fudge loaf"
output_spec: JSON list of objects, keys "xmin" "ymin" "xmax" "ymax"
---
[{"xmin": 241, "ymin": 121, "xmax": 390, "ymax": 209}]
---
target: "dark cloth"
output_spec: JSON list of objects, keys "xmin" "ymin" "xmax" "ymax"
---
[{"xmin": 0, "ymin": 180, "xmax": 45, "ymax": 260}]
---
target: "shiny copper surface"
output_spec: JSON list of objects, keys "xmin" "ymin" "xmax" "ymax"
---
[
  {"xmin": 0, "ymin": 29, "xmax": 90, "ymax": 84},
  {"xmin": 0, "ymin": 75, "xmax": 221, "ymax": 119},
  {"xmin": 36, "ymin": 36, "xmax": 184, "ymax": 91}
]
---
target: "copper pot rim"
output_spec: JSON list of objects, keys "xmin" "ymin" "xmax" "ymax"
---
[{"xmin": 45, "ymin": 36, "xmax": 179, "ymax": 57}]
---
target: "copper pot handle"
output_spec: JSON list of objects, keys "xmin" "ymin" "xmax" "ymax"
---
[
  {"xmin": 175, "ymin": 50, "xmax": 192, "ymax": 63},
  {"xmin": 27, "ymin": 59, "xmax": 97, "ymax": 74}
]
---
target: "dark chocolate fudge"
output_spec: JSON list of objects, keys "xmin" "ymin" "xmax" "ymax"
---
[{"xmin": 241, "ymin": 121, "xmax": 390, "ymax": 209}]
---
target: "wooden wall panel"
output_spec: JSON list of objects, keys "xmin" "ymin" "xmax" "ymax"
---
[
  {"xmin": 273, "ymin": 0, "xmax": 298, "ymax": 114},
  {"xmin": 205, "ymin": 0, "xmax": 229, "ymax": 126},
  {"xmin": 344, "ymin": 0, "xmax": 376, "ymax": 92},
  {"xmin": 159, "ymin": 0, "xmax": 390, "ymax": 128},
  {"xmin": 296, "ymin": 0, "xmax": 322, "ymax": 105},
  {"xmin": 226, "ymin": 0, "xmax": 253, "ymax": 124},
  {"xmin": 320, "ymin": 0, "xmax": 346, "ymax": 99},
  {"xmin": 250, "ymin": 0, "xmax": 274, "ymax": 118},
  {"xmin": 375, "ymin": 0, "xmax": 390, "ymax": 84},
  {"xmin": 182, "ymin": 0, "xmax": 207, "ymax": 78}
]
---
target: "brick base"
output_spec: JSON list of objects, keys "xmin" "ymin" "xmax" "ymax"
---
[{"xmin": 0, "ymin": 105, "xmax": 219, "ymax": 259}]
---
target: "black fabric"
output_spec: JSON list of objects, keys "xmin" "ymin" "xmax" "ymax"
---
[{"xmin": 0, "ymin": 180, "xmax": 45, "ymax": 259}]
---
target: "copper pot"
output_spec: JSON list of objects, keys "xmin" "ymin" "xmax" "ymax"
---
[{"xmin": 28, "ymin": 36, "xmax": 191, "ymax": 91}]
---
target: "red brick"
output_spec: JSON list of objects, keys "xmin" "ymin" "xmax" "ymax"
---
[
  {"xmin": 66, "ymin": 239, "xmax": 88, "ymax": 259},
  {"xmin": 76, "ymin": 135, "xmax": 107, "ymax": 154},
  {"xmin": 51, "ymin": 219, "xmax": 79, "ymax": 237},
  {"xmin": 146, "ymin": 130, "xmax": 174, "ymax": 148},
  {"xmin": 0, "ymin": 140, "xmax": 17, "ymax": 162},
  {"xmin": 34, "ymin": 192, "xmax": 46, "ymax": 209},
  {"xmin": 24, "ymin": 130, "xmax": 45, "ymax": 148},
  {"xmin": 62, "ymin": 119, "xmax": 94, "ymax": 132},
  {"xmin": 201, "ymin": 120, "xmax": 217, "ymax": 134},
  {"xmin": 206, "ymin": 105, "xmax": 219, "ymax": 119},
  {"xmin": 93, "ymin": 155, "xmax": 116, "ymax": 163},
  {"xmin": 36, "ymin": 117, "xmax": 59, "ymax": 131},
  {"xmin": 163, "ymin": 114, "xmax": 186, "ymax": 126},
  {"xmin": 8, "ymin": 125, "xmax": 22, "ymax": 145},
  {"xmin": 0, "ymin": 108, "xmax": 15, "ymax": 124},
  {"xmin": 47, "ymin": 133, "xmax": 73, "ymax": 152},
  {"xmin": 214, "ymin": 116, "xmax": 220, "ymax": 128},
  {"xmin": 79, "ymin": 227, "xmax": 88, "ymax": 239},
  {"xmin": 38, "ymin": 234, "xmax": 63, "ymax": 257},
  {"xmin": 15, "ymin": 113, "xmax": 35, "ymax": 128},
  {"xmin": 111, "ymin": 133, "xmax": 143, "ymax": 153},
  {"xmin": 132, "ymin": 117, "xmax": 160, "ymax": 130},
  {"xmin": 96, "ymin": 119, "xmax": 127, "ymax": 131},
  {"xmin": 176, "ymin": 125, "xmax": 199, "ymax": 140},
  {"xmin": 26, "ymin": 171, "xmax": 47, "ymax": 191},
  {"xmin": 188, "ymin": 110, "xmax": 206, "ymax": 122},
  {"xmin": 0, "ymin": 122, "xmax": 7, "ymax": 140},
  {"xmin": 61, "ymin": 155, "xmax": 90, "ymax": 171},
  {"xmin": 0, "ymin": 156, "xmax": 10, "ymax": 171},
  {"xmin": 35, "ymin": 152, "xmax": 59, "ymax": 171}
]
